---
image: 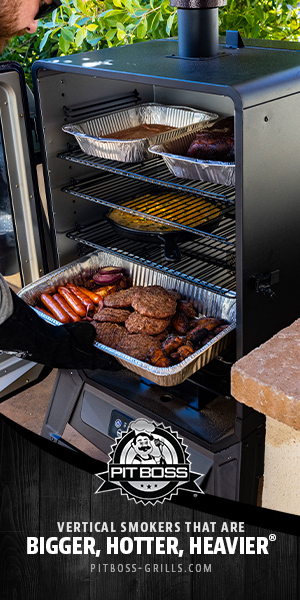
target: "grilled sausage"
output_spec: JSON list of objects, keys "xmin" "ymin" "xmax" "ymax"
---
[
  {"xmin": 213, "ymin": 323, "xmax": 229, "ymax": 335},
  {"xmin": 35, "ymin": 306, "xmax": 54, "ymax": 318},
  {"xmin": 170, "ymin": 342, "xmax": 194, "ymax": 363},
  {"xmin": 77, "ymin": 286, "xmax": 103, "ymax": 305},
  {"xmin": 187, "ymin": 318, "xmax": 221, "ymax": 345},
  {"xmin": 57, "ymin": 286, "xmax": 86, "ymax": 317},
  {"xmin": 147, "ymin": 347, "xmax": 172, "ymax": 368},
  {"xmin": 162, "ymin": 335, "xmax": 184, "ymax": 356},
  {"xmin": 186, "ymin": 326, "xmax": 208, "ymax": 346},
  {"xmin": 53, "ymin": 293, "xmax": 81, "ymax": 322},
  {"xmin": 66, "ymin": 283, "xmax": 95, "ymax": 312},
  {"xmin": 40, "ymin": 293, "xmax": 71, "ymax": 323},
  {"xmin": 171, "ymin": 311, "xmax": 189, "ymax": 335}
]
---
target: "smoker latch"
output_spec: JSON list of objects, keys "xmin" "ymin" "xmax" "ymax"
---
[
  {"xmin": 226, "ymin": 30, "xmax": 244, "ymax": 49},
  {"xmin": 252, "ymin": 270, "xmax": 280, "ymax": 298}
]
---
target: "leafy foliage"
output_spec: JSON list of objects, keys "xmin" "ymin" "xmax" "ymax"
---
[
  {"xmin": 2, "ymin": 0, "xmax": 300, "ymax": 86},
  {"xmin": 219, "ymin": 0, "xmax": 300, "ymax": 40}
]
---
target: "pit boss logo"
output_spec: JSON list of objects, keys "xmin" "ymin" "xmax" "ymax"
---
[{"xmin": 95, "ymin": 419, "xmax": 203, "ymax": 505}]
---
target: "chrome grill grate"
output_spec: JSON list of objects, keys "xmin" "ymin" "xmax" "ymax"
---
[
  {"xmin": 62, "ymin": 172, "xmax": 234, "ymax": 238},
  {"xmin": 67, "ymin": 218, "xmax": 235, "ymax": 295},
  {"xmin": 59, "ymin": 149, "xmax": 235, "ymax": 203}
]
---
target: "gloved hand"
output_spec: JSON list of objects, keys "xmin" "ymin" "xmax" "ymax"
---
[{"xmin": 0, "ymin": 291, "xmax": 117, "ymax": 370}]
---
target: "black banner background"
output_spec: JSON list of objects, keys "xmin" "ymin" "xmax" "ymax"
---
[{"xmin": 0, "ymin": 416, "xmax": 299, "ymax": 600}]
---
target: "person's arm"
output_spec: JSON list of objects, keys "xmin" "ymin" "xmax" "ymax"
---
[{"xmin": 0, "ymin": 274, "xmax": 13, "ymax": 324}]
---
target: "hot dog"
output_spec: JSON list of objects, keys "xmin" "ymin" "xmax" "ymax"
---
[
  {"xmin": 40, "ymin": 293, "xmax": 71, "ymax": 323},
  {"xmin": 66, "ymin": 283, "xmax": 95, "ymax": 312},
  {"xmin": 77, "ymin": 286, "xmax": 102, "ymax": 305},
  {"xmin": 58, "ymin": 286, "xmax": 86, "ymax": 318},
  {"xmin": 35, "ymin": 306, "xmax": 54, "ymax": 318},
  {"xmin": 53, "ymin": 293, "xmax": 81, "ymax": 322}
]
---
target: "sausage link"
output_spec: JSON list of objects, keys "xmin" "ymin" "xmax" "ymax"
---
[
  {"xmin": 58, "ymin": 286, "xmax": 86, "ymax": 317},
  {"xmin": 78, "ymin": 286, "xmax": 102, "ymax": 305},
  {"xmin": 66, "ymin": 283, "xmax": 95, "ymax": 311},
  {"xmin": 40, "ymin": 293, "xmax": 71, "ymax": 323},
  {"xmin": 53, "ymin": 293, "xmax": 81, "ymax": 322},
  {"xmin": 35, "ymin": 306, "xmax": 54, "ymax": 318}
]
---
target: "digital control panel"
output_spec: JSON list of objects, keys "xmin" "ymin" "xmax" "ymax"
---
[{"xmin": 108, "ymin": 409, "xmax": 134, "ymax": 439}]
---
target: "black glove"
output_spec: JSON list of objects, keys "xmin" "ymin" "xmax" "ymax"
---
[{"xmin": 0, "ymin": 291, "xmax": 117, "ymax": 370}]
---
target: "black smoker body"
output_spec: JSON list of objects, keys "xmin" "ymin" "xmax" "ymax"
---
[{"xmin": 30, "ymin": 36, "xmax": 300, "ymax": 503}]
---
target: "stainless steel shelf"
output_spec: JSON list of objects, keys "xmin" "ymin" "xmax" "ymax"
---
[
  {"xmin": 68, "ymin": 219, "xmax": 236, "ymax": 296},
  {"xmin": 62, "ymin": 172, "xmax": 235, "ymax": 239},
  {"xmin": 58, "ymin": 149, "xmax": 235, "ymax": 204}
]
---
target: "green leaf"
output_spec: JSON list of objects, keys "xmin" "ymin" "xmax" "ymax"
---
[
  {"xmin": 105, "ymin": 28, "xmax": 117, "ymax": 41},
  {"xmin": 151, "ymin": 11, "xmax": 161, "ymax": 31},
  {"xmin": 117, "ymin": 28, "xmax": 127, "ymax": 40},
  {"xmin": 77, "ymin": 17, "xmax": 90, "ymax": 26},
  {"xmin": 134, "ymin": 10, "xmax": 148, "ymax": 17},
  {"xmin": 61, "ymin": 26, "xmax": 75, "ymax": 42},
  {"xmin": 86, "ymin": 23, "xmax": 98, "ymax": 31},
  {"xmin": 166, "ymin": 13, "xmax": 175, "ymax": 35},
  {"xmin": 69, "ymin": 13, "xmax": 81, "ymax": 26},
  {"xmin": 74, "ymin": 0, "xmax": 85, "ymax": 13},
  {"xmin": 99, "ymin": 9, "xmax": 127, "ymax": 18},
  {"xmin": 39, "ymin": 29, "xmax": 52, "ymax": 51},
  {"xmin": 58, "ymin": 34, "xmax": 70, "ymax": 53},
  {"xmin": 86, "ymin": 33, "xmax": 102, "ymax": 45},
  {"xmin": 137, "ymin": 17, "xmax": 147, "ymax": 38},
  {"xmin": 75, "ymin": 27, "xmax": 85, "ymax": 46}
]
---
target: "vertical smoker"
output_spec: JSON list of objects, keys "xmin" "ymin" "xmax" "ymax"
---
[{"xmin": 6, "ymin": 4, "xmax": 300, "ymax": 503}]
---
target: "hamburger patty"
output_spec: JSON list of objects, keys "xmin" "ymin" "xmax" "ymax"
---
[
  {"xmin": 116, "ymin": 333, "xmax": 161, "ymax": 362},
  {"xmin": 131, "ymin": 285, "xmax": 177, "ymax": 319},
  {"xmin": 91, "ymin": 321, "xmax": 126, "ymax": 349},
  {"xmin": 103, "ymin": 286, "xmax": 143, "ymax": 308},
  {"xmin": 167, "ymin": 289, "xmax": 181, "ymax": 301},
  {"xmin": 93, "ymin": 307, "xmax": 131, "ymax": 323},
  {"xmin": 125, "ymin": 311, "xmax": 170, "ymax": 335}
]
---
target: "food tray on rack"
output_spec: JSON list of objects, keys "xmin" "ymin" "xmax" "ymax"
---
[
  {"xmin": 19, "ymin": 251, "xmax": 236, "ymax": 387},
  {"xmin": 62, "ymin": 103, "xmax": 218, "ymax": 163},
  {"xmin": 149, "ymin": 129, "xmax": 235, "ymax": 186}
]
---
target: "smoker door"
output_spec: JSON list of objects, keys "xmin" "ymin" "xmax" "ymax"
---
[{"xmin": 0, "ymin": 62, "xmax": 49, "ymax": 399}]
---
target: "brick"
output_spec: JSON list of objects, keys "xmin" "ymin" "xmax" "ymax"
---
[{"xmin": 231, "ymin": 318, "xmax": 300, "ymax": 431}]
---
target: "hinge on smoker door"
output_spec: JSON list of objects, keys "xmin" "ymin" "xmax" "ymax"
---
[
  {"xmin": 251, "ymin": 270, "xmax": 280, "ymax": 298},
  {"xmin": 30, "ymin": 115, "xmax": 41, "ymax": 161}
]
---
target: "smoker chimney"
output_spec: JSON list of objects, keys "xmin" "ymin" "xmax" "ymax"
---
[{"xmin": 170, "ymin": 0, "xmax": 227, "ymax": 58}]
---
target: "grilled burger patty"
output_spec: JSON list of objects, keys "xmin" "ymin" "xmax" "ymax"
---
[
  {"xmin": 93, "ymin": 307, "xmax": 131, "ymax": 323},
  {"xmin": 103, "ymin": 286, "xmax": 143, "ymax": 308},
  {"xmin": 125, "ymin": 311, "xmax": 170, "ymax": 335},
  {"xmin": 91, "ymin": 321, "xmax": 126, "ymax": 349},
  {"xmin": 131, "ymin": 285, "xmax": 177, "ymax": 319},
  {"xmin": 116, "ymin": 333, "xmax": 161, "ymax": 361}
]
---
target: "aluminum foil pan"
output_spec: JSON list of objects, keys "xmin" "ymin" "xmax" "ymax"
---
[
  {"xmin": 149, "ymin": 129, "xmax": 235, "ymax": 186},
  {"xmin": 62, "ymin": 103, "xmax": 218, "ymax": 163},
  {"xmin": 19, "ymin": 251, "xmax": 236, "ymax": 387}
]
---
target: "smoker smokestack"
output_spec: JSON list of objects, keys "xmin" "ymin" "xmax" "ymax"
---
[{"xmin": 170, "ymin": 0, "xmax": 227, "ymax": 58}]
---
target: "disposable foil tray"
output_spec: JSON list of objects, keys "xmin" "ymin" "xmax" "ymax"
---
[
  {"xmin": 19, "ymin": 251, "xmax": 236, "ymax": 387},
  {"xmin": 62, "ymin": 103, "xmax": 218, "ymax": 163},
  {"xmin": 149, "ymin": 129, "xmax": 235, "ymax": 186}
]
